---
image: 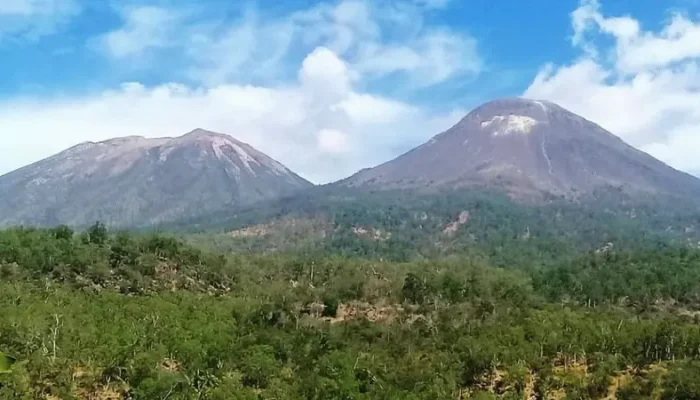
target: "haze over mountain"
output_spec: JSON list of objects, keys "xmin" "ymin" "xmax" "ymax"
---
[
  {"xmin": 0, "ymin": 129, "xmax": 311, "ymax": 228},
  {"xmin": 344, "ymin": 98, "xmax": 700, "ymax": 200}
]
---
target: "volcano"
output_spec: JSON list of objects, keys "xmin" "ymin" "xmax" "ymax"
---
[
  {"xmin": 343, "ymin": 98, "xmax": 700, "ymax": 200},
  {"xmin": 0, "ymin": 129, "xmax": 312, "ymax": 227}
]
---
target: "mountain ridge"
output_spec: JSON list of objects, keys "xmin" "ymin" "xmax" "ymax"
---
[
  {"xmin": 0, "ymin": 129, "xmax": 312, "ymax": 228},
  {"xmin": 3, "ymin": 98, "xmax": 700, "ymax": 230},
  {"xmin": 343, "ymin": 97, "xmax": 700, "ymax": 201}
]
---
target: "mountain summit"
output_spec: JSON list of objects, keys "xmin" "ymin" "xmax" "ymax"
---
[
  {"xmin": 0, "ymin": 129, "xmax": 311, "ymax": 227},
  {"xmin": 344, "ymin": 98, "xmax": 700, "ymax": 199}
]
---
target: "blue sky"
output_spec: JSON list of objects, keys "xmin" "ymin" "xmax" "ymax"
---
[{"xmin": 2, "ymin": 0, "xmax": 700, "ymax": 183}]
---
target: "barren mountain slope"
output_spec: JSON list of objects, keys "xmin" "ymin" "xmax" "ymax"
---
[
  {"xmin": 0, "ymin": 129, "xmax": 312, "ymax": 227},
  {"xmin": 344, "ymin": 98, "xmax": 700, "ymax": 200}
]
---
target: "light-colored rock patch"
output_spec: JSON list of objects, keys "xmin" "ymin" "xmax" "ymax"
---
[{"xmin": 481, "ymin": 115, "xmax": 539, "ymax": 135}]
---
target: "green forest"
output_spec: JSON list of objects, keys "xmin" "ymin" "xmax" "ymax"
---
[{"xmin": 4, "ymin": 218, "xmax": 700, "ymax": 399}]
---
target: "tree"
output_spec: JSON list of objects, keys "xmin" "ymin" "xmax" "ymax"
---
[
  {"xmin": 322, "ymin": 295, "xmax": 339, "ymax": 317},
  {"xmin": 50, "ymin": 225, "xmax": 74, "ymax": 241},
  {"xmin": 239, "ymin": 345, "xmax": 279, "ymax": 389},
  {"xmin": 402, "ymin": 273, "xmax": 427, "ymax": 304},
  {"xmin": 86, "ymin": 222, "xmax": 108, "ymax": 245}
]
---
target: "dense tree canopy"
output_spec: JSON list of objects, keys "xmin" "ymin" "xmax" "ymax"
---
[
  {"xmin": 3, "ymin": 222, "xmax": 700, "ymax": 398},
  {"xmin": 183, "ymin": 188, "xmax": 700, "ymax": 270}
]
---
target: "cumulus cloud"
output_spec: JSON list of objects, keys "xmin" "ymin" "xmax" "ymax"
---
[
  {"xmin": 293, "ymin": 0, "xmax": 481, "ymax": 87},
  {"xmin": 299, "ymin": 47, "xmax": 355, "ymax": 102},
  {"xmin": 0, "ymin": 47, "xmax": 463, "ymax": 183},
  {"xmin": 526, "ymin": 0, "xmax": 700, "ymax": 176},
  {"xmin": 317, "ymin": 129, "xmax": 351, "ymax": 154},
  {"xmin": 0, "ymin": 0, "xmax": 80, "ymax": 41}
]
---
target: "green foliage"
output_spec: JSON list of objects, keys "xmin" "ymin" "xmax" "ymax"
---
[
  {"xmin": 322, "ymin": 295, "xmax": 339, "ymax": 318},
  {"xmin": 0, "ymin": 351, "xmax": 15, "ymax": 374},
  {"xmin": 402, "ymin": 273, "xmax": 427, "ymax": 304},
  {"xmin": 86, "ymin": 221, "xmax": 108, "ymax": 245},
  {"xmin": 181, "ymin": 188, "xmax": 700, "ymax": 269},
  {"xmin": 239, "ymin": 345, "xmax": 279, "ymax": 388},
  {"xmin": 2, "ymin": 224, "xmax": 700, "ymax": 398},
  {"xmin": 661, "ymin": 362, "xmax": 700, "ymax": 399},
  {"xmin": 50, "ymin": 225, "xmax": 74, "ymax": 241},
  {"xmin": 535, "ymin": 245, "xmax": 700, "ymax": 306}
]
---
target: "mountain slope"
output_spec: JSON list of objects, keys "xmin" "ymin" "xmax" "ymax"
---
[
  {"xmin": 344, "ymin": 98, "xmax": 700, "ymax": 200},
  {"xmin": 183, "ymin": 183, "xmax": 700, "ymax": 263},
  {"xmin": 0, "ymin": 129, "xmax": 311, "ymax": 227},
  {"xmin": 175, "ymin": 99, "xmax": 700, "ymax": 261}
]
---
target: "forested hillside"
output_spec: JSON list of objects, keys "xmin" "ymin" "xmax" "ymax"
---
[
  {"xmin": 183, "ymin": 188, "xmax": 700, "ymax": 266},
  {"xmin": 4, "ymin": 226, "xmax": 700, "ymax": 398}
]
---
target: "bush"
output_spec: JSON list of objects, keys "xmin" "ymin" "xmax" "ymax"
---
[{"xmin": 322, "ymin": 296, "xmax": 339, "ymax": 317}]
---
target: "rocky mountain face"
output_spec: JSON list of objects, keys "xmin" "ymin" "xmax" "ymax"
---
[
  {"xmin": 344, "ymin": 98, "xmax": 700, "ymax": 200},
  {"xmin": 0, "ymin": 129, "xmax": 312, "ymax": 228}
]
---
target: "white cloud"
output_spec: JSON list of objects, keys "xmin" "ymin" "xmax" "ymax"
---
[
  {"xmin": 526, "ymin": 0, "xmax": 700, "ymax": 176},
  {"xmin": 0, "ymin": 0, "xmax": 80, "ymax": 40},
  {"xmin": 293, "ymin": 0, "xmax": 481, "ymax": 87},
  {"xmin": 317, "ymin": 129, "xmax": 351, "ymax": 154},
  {"xmin": 97, "ymin": 0, "xmax": 480, "ymax": 87},
  {"xmin": 186, "ymin": 12, "xmax": 295, "ymax": 85},
  {"xmin": 354, "ymin": 29, "xmax": 480, "ymax": 86},
  {"xmin": 100, "ymin": 5, "xmax": 296, "ymax": 84},
  {"xmin": 0, "ymin": 0, "xmax": 473, "ymax": 183},
  {"xmin": 300, "ymin": 47, "xmax": 354, "ymax": 101},
  {"xmin": 98, "ymin": 6, "xmax": 181, "ymax": 58},
  {"xmin": 572, "ymin": 0, "xmax": 700, "ymax": 73},
  {"xmin": 0, "ymin": 47, "xmax": 462, "ymax": 184}
]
